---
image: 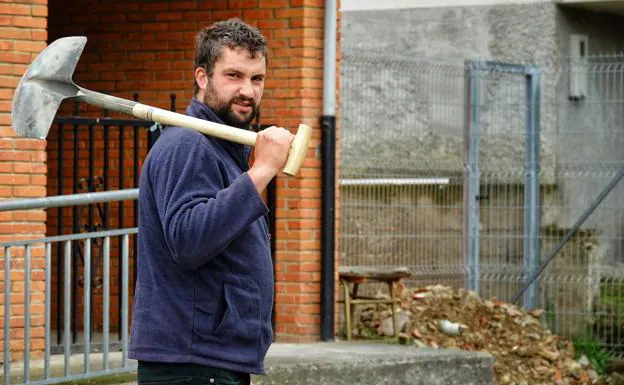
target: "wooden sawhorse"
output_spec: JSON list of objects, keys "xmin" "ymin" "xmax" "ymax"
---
[{"xmin": 339, "ymin": 266, "xmax": 411, "ymax": 340}]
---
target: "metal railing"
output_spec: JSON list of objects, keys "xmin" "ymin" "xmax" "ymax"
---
[
  {"xmin": 1, "ymin": 190, "xmax": 138, "ymax": 385},
  {"xmin": 47, "ymin": 93, "xmax": 172, "ymax": 349},
  {"xmin": 1, "ymin": 181, "xmax": 278, "ymax": 384}
]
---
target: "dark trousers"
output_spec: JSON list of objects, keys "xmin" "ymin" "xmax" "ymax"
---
[{"xmin": 137, "ymin": 361, "xmax": 251, "ymax": 385}]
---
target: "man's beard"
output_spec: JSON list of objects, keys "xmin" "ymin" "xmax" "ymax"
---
[{"xmin": 204, "ymin": 82, "xmax": 258, "ymax": 129}]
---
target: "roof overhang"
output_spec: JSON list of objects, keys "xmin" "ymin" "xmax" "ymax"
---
[{"xmin": 556, "ymin": 0, "xmax": 624, "ymax": 15}]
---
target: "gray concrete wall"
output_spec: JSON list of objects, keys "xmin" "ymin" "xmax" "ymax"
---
[
  {"xmin": 340, "ymin": 3, "xmax": 560, "ymax": 181},
  {"xmin": 339, "ymin": 183, "xmax": 597, "ymax": 337},
  {"xmin": 552, "ymin": 7, "xmax": 624, "ymax": 260},
  {"xmin": 340, "ymin": 4, "xmax": 624, "ymax": 267}
]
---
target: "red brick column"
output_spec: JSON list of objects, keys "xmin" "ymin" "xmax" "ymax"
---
[
  {"xmin": 0, "ymin": 0, "xmax": 49, "ymax": 362},
  {"xmin": 252, "ymin": 0, "xmax": 327, "ymax": 341}
]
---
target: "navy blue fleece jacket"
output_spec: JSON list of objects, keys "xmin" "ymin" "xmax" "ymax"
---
[{"xmin": 129, "ymin": 98, "xmax": 273, "ymax": 374}]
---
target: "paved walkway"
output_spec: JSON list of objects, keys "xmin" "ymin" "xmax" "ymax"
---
[{"xmin": 3, "ymin": 342, "xmax": 494, "ymax": 385}]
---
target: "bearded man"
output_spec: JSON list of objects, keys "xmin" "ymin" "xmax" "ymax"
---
[{"xmin": 129, "ymin": 18, "xmax": 293, "ymax": 385}]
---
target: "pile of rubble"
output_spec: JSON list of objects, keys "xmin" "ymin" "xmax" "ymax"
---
[{"xmin": 352, "ymin": 284, "xmax": 618, "ymax": 385}]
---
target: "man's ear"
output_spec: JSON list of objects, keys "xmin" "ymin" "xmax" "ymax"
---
[{"xmin": 195, "ymin": 66, "xmax": 208, "ymax": 91}]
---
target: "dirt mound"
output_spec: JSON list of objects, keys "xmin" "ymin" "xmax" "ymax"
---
[{"xmin": 354, "ymin": 284, "xmax": 609, "ymax": 385}]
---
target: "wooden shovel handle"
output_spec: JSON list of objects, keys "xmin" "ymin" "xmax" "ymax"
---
[
  {"xmin": 283, "ymin": 123, "xmax": 312, "ymax": 176},
  {"xmin": 132, "ymin": 104, "xmax": 311, "ymax": 176}
]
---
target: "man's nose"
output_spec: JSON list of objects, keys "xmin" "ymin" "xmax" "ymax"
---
[{"xmin": 239, "ymin": 80, "xmax": 254, "ymax": 98}]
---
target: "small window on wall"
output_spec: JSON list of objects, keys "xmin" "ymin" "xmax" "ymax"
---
[{"xmin": 569, "ymin": 34, "xmax": 588, "ymax": 101}]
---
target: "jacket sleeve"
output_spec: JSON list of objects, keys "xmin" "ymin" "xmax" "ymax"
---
[{"xmin": 149, "ymin": 136, "xmax": 268, "ymax": 271}]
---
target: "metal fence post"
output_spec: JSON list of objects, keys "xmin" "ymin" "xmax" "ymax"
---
[
  {"xmin": 464, "ymin": 60, "xmax": 481, "ymax": 294},
  {"xmin": 523, "ymin": 68, "xmax": 542, "ymax": 309}
]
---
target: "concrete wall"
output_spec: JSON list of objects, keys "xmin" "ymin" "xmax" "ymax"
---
[
  {"xmin": 339, "ymin": 4, "xmax": 624, "ymax": 341},
  {"xmin": 340, "ymin": 3, "xmax": 560, "ymax": 180},
  {"xmin": 340, "ymin": 3, "xmax": 624, "ymax": 269},
  {"xmin": 340, "ymin": 183, "xmax": 562, "ymax": 271},
  {"xmin": 339, "ymin": 182, "xmax": 599, "ymax": 336},
  {"xmin": 552, "ymin": 7, "xmax": 624, "ymax": 262}
]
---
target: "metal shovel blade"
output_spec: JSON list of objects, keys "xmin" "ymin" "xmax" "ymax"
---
[{"xmin": 11, "ymin": 36, "xmax": 86, "ymax": 139}]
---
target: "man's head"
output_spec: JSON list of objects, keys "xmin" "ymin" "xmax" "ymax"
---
[{"xmin": 194, "ymin": 18, "xmax": 268, "ymax": 129}]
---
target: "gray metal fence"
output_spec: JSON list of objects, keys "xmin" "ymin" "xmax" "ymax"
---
[
  {"xmin": 339, "ymin": 50, "xmax": 624, "ymax": 355},
  {"xmin": 339, "ymin": 53, "xmax": 467, "ymax": 289},
  {"xmin": 1, "ymin": 190, "xmax": 137, "ymax": 385}
]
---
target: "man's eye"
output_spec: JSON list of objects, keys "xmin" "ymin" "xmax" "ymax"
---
[
  {"xmin": 228, "ymin": 73, "xmax": 240, "ymax": 78},
  {"xmin": 253, "ymin": 77, "xmax": 264, "ymax": 82}
]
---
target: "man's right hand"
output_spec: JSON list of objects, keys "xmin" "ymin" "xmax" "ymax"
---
[{"xmin": 248, "ymin": 125, "xmax": 294, "ymax": 193}]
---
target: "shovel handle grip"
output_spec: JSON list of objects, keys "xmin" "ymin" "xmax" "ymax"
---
[
  {"xmin": 282, "ymin": 123, "xmax": 312, "ymax": 176},
  {"xmin": 133, "ymin": 104, "xmax": 311, "ymax": 176}
]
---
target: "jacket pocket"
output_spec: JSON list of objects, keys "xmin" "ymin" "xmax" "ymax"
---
[
  {"xmin": 192, "ymin": 278, "xmax": 262, "ymax": 365},
  {"xmin": 213, "ymin": 283, "xmax": 261, "ymax": 344}
]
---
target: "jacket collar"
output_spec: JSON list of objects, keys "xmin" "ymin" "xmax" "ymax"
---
[{"xmin": 185, "ymin": 98, "xmax": 252, "ymax": 171}]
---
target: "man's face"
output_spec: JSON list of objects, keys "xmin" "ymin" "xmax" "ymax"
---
[{"xmin": 198, "ymin": 47, "xmax": 266, "ymax": 129}]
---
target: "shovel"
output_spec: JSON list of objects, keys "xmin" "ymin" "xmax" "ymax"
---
[{"xmin": 11, "ymin": 36, "xmax": 311, "ymax": 176}]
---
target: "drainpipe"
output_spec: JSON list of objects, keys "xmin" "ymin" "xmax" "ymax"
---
[{"xmin": 320, "ymin": 0, "xmax": 337, "ymax": 341}]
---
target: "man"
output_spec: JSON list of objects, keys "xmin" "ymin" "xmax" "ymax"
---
[{"xmin": 129, "ymin": 18, "xmax": 293, "ymax": 384}]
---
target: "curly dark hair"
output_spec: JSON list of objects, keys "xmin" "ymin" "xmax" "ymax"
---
[{"xmin": 193, "ymin": 18, "xmax": 268, "ymax": 95}]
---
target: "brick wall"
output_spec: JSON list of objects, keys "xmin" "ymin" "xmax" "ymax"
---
[
  {"xmin": 267, "ymin": 1, "xmax": 325, "ymax": 341},
  {"xmin": 0, "ymin": 0, "xmax": 49, "ymax": 362},
  {"xmin": 48, "ymin": 0, "xmax": 337, "ymax": 342}
]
